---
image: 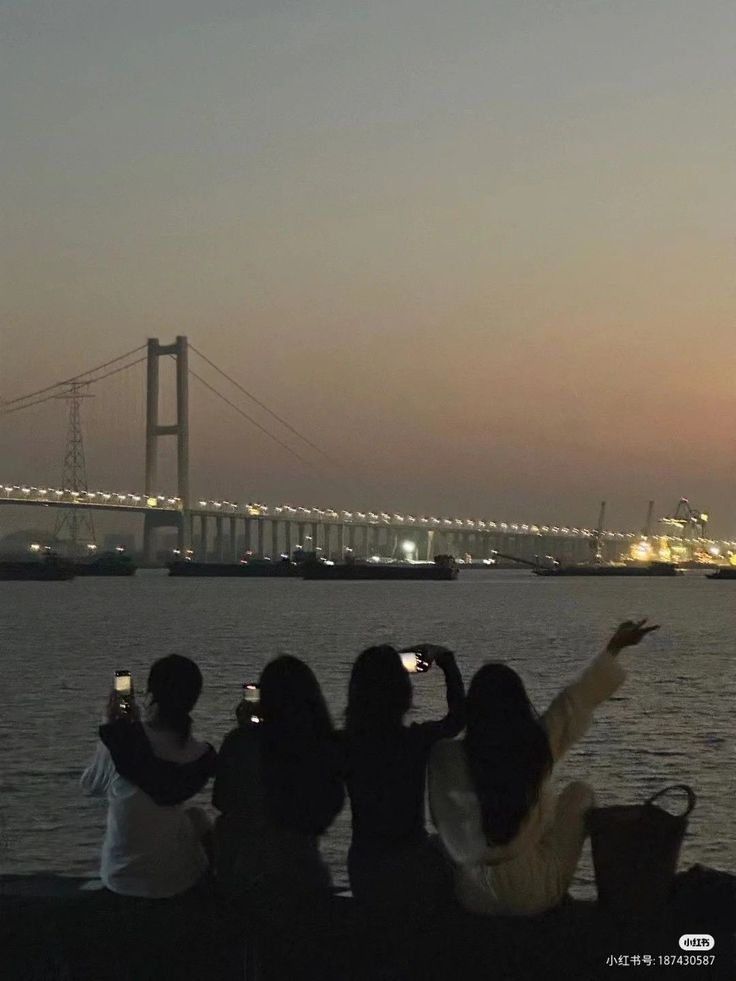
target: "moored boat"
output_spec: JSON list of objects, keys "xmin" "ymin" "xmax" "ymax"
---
[
  {"xmin": 0, "ymin": 557, "xmax": 75, "ymax": 581},
  {"xmin": 301, "ymin": 555, "xmax": 458, "ymax": 581},
  {"xmin": 71, "ymin": 552, "xmax": 137, "ymax": 577},
  {"xmin": 706, "ymin": 567, "xmax": 736, "ymax": 580},
  {"xmin": 168, "ymin": 558, "xmax": 299, "ymax": 577},
  {"xmin": 533, "ymin": 561, "xmax": 680, "ymax": 578}
]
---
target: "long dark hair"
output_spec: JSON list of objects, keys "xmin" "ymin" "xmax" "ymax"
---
[
  {"xmin": 258, "ymin": 656, "xmax": 338, "ymax": 830},
  {"xmin": 344, "ymin": 645, "xmax": 412, "ymax": 738},
  {"xmin": 258, "ymin": 655, "xmax": 334, "ymax": 740},
  {"xmin": 463, "ymin": 663, "xmax": 553, "ymax": 845},
  {"xmin": 147, "ymin": 654, "xmax": 203, "ymax": 743}
]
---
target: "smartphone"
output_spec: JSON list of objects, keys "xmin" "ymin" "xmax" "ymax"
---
[
  {"xmin": 242, "ymin": 683, "xmax": 260, "ymax": 704},
  {"xmin": 400, "ymin": 652, "xmax": 431, "ymax": 674},
  {"xmin": 242, "ymin": 683, "xmax": 262, "ymax": 724},
  {"xmin": 113, "ymin": 670, "xmax": 134, "ymax": 715}
]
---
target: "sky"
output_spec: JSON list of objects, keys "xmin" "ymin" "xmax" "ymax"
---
[{"xmin": 2, "ymin": 1, "xmax": 735, "ymax": 534}]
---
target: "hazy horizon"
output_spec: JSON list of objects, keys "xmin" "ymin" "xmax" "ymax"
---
[{"xmin": 2, "ymin": 1, "xmax": 734, "ymax": 534}]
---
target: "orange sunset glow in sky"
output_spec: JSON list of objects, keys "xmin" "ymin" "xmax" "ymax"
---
[{"xmin": 2, "ymin": 2, "xmax": 734, "ymax": 533}]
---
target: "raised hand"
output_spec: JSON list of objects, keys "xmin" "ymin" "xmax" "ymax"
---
[
  {"xmin": 105, "ymin": 690, "xmax": 139, "ymax": 723},
  {"xmin": 606, "ymin": 619, "xmax": 660, "ymax": 655},
  {"xmin": 403, "ymin": 643, "xmax": 455, "ymax": 669},
  {"xmin": 236, "ymin": 699, "xmax": 262, "ymax": 727}
]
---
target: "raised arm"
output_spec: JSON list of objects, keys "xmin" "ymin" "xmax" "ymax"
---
[
  {"xmin": 81, "ymin": 691, "xmax": 135, "ymax": 797},
  {"xmin": 542, "ymin": 619, "xmax": 659, "ymax": 762},
  {"xmin": 414, "ymin": 644, "xmax": 466, "ymax": 740}
]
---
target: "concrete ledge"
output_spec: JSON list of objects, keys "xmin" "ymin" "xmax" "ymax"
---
[{"xmin": 1, "ymin": 875, "xmax": 733, "ymax": 980}]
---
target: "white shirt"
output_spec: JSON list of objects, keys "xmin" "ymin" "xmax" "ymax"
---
[
  {"xmin": 80, "ymin": 724, "xmax": 210, "ymax": 898},
  {"xmin": 429, "ymin": 648, "xmax": 626, "ymax": 914}
]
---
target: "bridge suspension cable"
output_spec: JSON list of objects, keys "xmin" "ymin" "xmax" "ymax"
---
[
  {"xmin": 188, "ymin": 367, "xmax": 317, "ymax": 472},
  {"xmin": 189, "ymin": 345, "xmax": 396, "ymax": 504},
  {"xmin": 190, "ymin": 345, "xmax": 349, "ymax": 473},
  {"xmin": 1, "ymin": 344, "xmax": 147, "ymax": 413}
]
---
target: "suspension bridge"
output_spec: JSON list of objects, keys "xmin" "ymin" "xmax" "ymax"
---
[{"xmin": 0, "ymin": 337, "xmax": 730, "ymax": 565}]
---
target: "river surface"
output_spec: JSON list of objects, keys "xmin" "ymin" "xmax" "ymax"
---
[{"xmin": 0, "ymin": 569, "xmax": 733, "ymax": 896}]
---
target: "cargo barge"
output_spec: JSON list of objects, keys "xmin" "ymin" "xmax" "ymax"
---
[
  {"xmin": 71, "ymin": 552, "xmax": 137, "ymax": 577},
  {"xmin": 301, "ymin": 556, "xmax": 458, "ymax": 581},
  {"xmin": 706, "ymin": 567, "xmax": 736, "ymax": 580},
  {"xmin": 0, "ymin": 558, "xmax": 75, "ymax": 581},
  {"xmin": 168, "ymin": 558, "xmax": 299, "ymax": 577},
  {"xmin": 533, "ymin": 561, "xmax": 680, "ymax": 577}
]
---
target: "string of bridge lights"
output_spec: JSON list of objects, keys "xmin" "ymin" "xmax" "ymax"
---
[{"xmin": 2, "ymin": 483, "xmax": 734, "ymax": 547}]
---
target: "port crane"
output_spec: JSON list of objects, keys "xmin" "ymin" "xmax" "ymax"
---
[
  {"xmin": 660, "ymin": 499, "xmax": 708, "ymax": 541},
  {"xmin": 590, "ymin": 501, "xmax": 606, "ymax": 563},
  {"xmin": 642, "ymin": 500, "xmax": 654, "ymax": 538}
]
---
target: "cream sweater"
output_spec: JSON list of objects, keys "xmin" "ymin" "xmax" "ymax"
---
[
  {"xmin": 81, "ymin": 724, "xmax": 210, "ymax": 898},
  {"xmin": 428, "ymin": 648, "xmax": 626, "ymax": 914}
]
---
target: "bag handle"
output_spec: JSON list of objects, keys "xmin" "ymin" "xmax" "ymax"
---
[{"xmin": 645, "ymin": 784, "xmax": 696, "ymax": 817}]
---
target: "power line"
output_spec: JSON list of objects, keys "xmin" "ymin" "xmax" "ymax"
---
[
  {"xmin": 83, "ymin": 355, "xmax": 147, "ymax": 387},
  {"xmin": 1, "ymin": 344, "xmax": 147, "ymax": 408},
  {"xmin": 0, "ymin": 356, "xmax": 146, "ymax": 417},
  {"xmin": 0, "ymin": 389, "xmax": 65, "ymax": 416}
]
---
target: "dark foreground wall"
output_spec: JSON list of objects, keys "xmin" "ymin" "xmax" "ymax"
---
[{"xmin": 1, "ymin": 874, "xmax": 733, "ymax": 981}]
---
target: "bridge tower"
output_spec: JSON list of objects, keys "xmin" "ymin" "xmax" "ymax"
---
[{"xmin": 143, "ymin": 336, "xmax": 190, "ymax": 562}]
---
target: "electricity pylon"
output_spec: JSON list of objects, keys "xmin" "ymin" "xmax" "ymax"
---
[{"xmin": 53, "ymin": 382, "xmax": 96, "ymax": 556}]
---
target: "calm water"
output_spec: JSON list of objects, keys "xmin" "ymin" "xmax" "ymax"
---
[{"xmin": 0, "ymin": 569, "xmax": 733, "ymax": 896}]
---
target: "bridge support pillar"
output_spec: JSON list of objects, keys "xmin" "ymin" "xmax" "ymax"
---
[
  {"xmin": 229, "ymin": 517, "xmax": 238, "ymax": 561},
  {"xmin": 284, "ymin": 522, "xmax": 292, "ymax": 557},
  {"xmin": 200, "ymin": 515, "xmax": 209, "ymax": 561},
  {"xmin": 337, "ymin": 523, "xmax": 344, "ymax": 558},
  {"xmin": 271, "ymin": 520, "xmax": 279, "ymax": 558},
  {"xmin": 215, "ymin": 516, "xmax": 224, "ymax": 562},
  {"xmin": 143, "ymin": 510, "xmax": 185, "ymax": 566},
  {"xmin": 181, "ymin": 512, "xmax": 193, "ymax": 555},
  {"xmin": 143, "ymin": 512, "xmax": 156, "ymax": 566}
]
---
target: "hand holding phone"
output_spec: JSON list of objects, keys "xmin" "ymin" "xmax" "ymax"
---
[
  {"xmin": 399, "ymin": 651, "xmax": 431, "ymax": 674},
  {"xmin": 401, "ymin": 644, "xmax": 455, "ymax": 673},
  {"xmin": 236, "ymin": 682, "xmax": 262, "ymax": 726},
  {"xmin": 109, "ymin": 670, "xmax": 136, "ymax": 721}
]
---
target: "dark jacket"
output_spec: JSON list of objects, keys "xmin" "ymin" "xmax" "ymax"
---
[
  {"xmin": 213, "ymin": 723, "xmax": 344, "ymax": 835},
  {"xmin": 344, "ymin": 656, "xmax": 465, "ymax": 853}
]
